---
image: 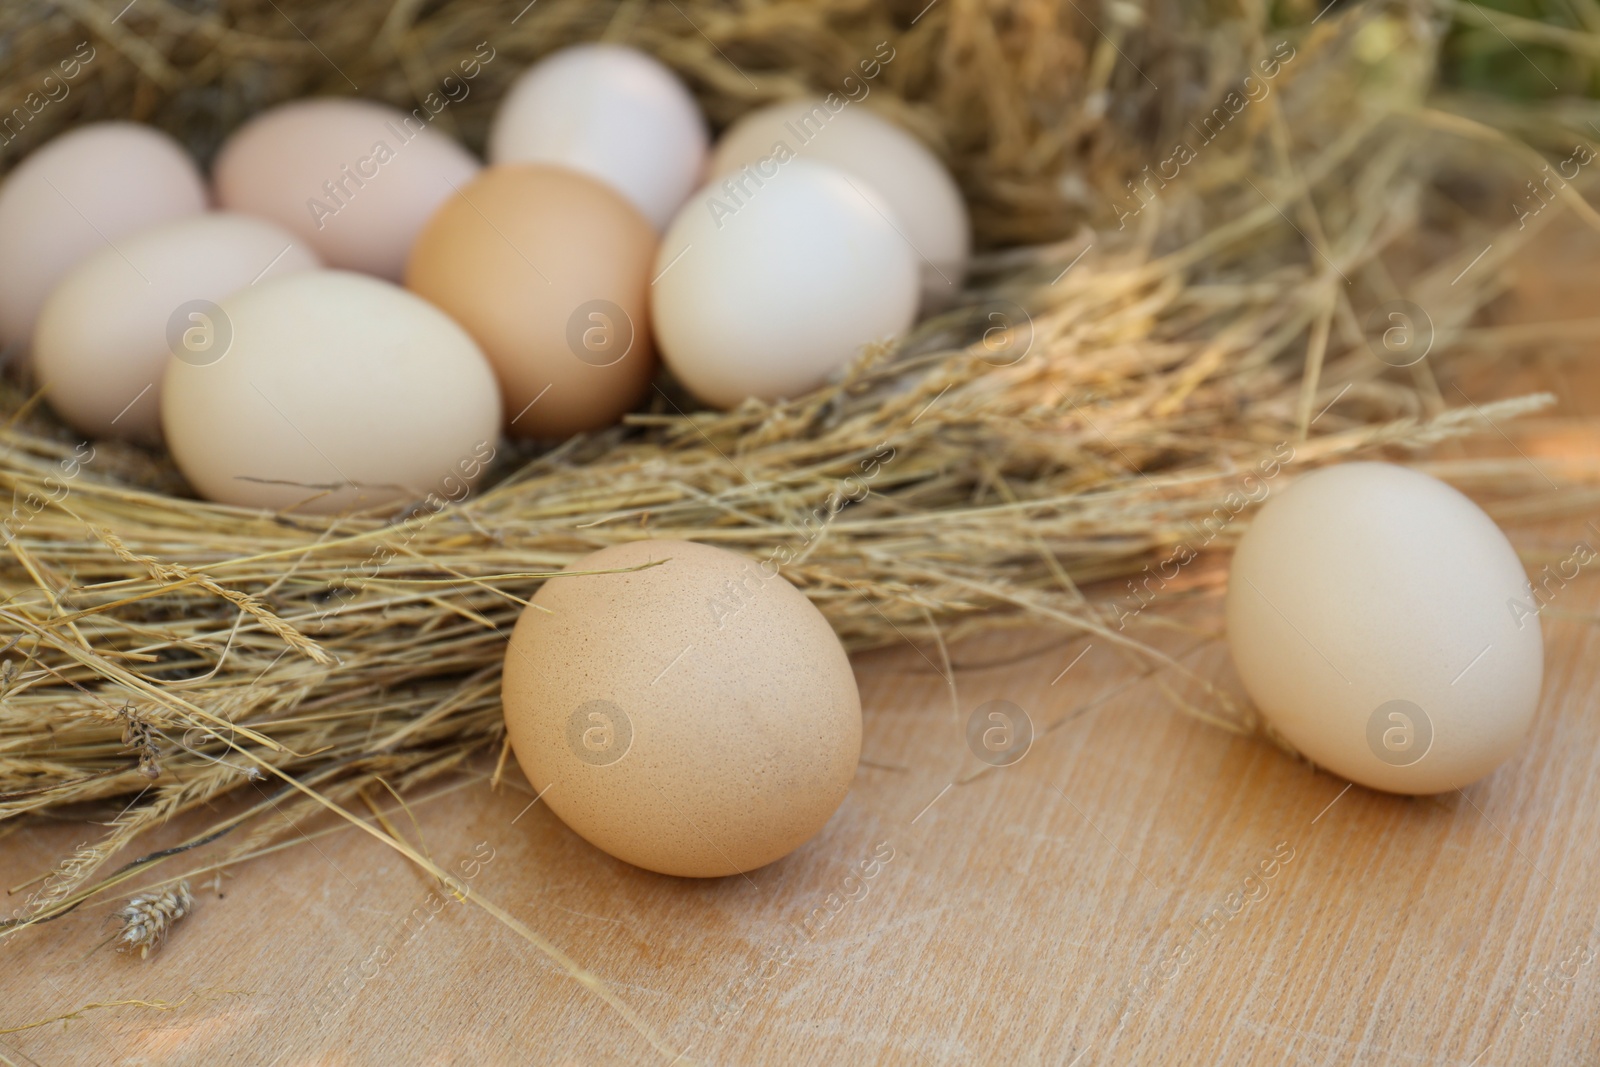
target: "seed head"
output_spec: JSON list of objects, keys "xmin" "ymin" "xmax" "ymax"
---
[{"xmin": 115, "ymin": 881, "xmax": 195, "ymax": 959}]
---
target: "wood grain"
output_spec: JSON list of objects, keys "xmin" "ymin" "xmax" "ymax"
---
[{"xmin": 2, "ymin": 224, "xmax": 1599, "ymax": 1067}]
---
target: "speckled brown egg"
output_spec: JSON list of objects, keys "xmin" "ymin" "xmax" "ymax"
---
[{"xmin": 501, "ymin": 539, "xmax": 861, "ymax": 878}]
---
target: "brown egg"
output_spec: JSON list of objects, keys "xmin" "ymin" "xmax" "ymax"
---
[
  {"xmin": 405, "ymin": 165, "xmax": 657, "ymax": 439},
  {"xmin": 501, "ymin": 540, "xmax": 861, "ymax": 878}
]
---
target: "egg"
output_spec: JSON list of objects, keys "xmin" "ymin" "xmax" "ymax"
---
[
  {"xmin": 487, "ymin": 43, "xmax": 708, "ymax": 231},
  {"xmin": 501, "ymin": 539, "xmax": 862, "ymax": 877},
  {"xmin": 0, "ymin": 121, "xmax": 208, "ymax": 353},
  {"xmin": 405, "ymin": 165, "xmax": 657, "ymax": 439},
  {"xmin": 212, "ymin": 98, "xmax": 480, "ymax": 280},
  {"xmin": 652, "ymin": 158, "xmax": 918, "ymax": 409},
  {"xmin": 161, "ymin": 270, "xmax": 501, "ymax": 514},
  {"xmin": 1226, "ymin": 462, "xmax": 1543, "ymax": 794},
  {"xmin": 33, "ymin": 213, "xmax": 319, "ymax": 443},
  {"xmin": 710, "ymin": 98, "xmax": 969, "ymax": 309}
]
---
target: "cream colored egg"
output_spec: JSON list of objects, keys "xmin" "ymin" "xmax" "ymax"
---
[
  {"xmin": 212, "ymin": 98, "xmax": 480, "ymax": 280},
  {"xmin": 501, "ymin": 540, "xmax": 862, "ymax": 877},
  {"xmin": 710, "ymin": 98, "xmax": 969, "ymax": 309},
  {"xmin": 1226, "ymin": 462, "xmax": 1543, "ymax": 794},
  {"xmin": 160, "ymin": 270, "xmax": 502, "ymax": 514},
  {"xmin": 487, "ymin": 44, "xmax": 708, "ymax": 230},
  {"xmin": 0, "ymin": 122, "xmax": 208, "ymax": 352},
  {"xmin": 34, "ymin": 213, "xmax": 318, "ymax": 443},
  {"xmin": 652, "ymin": 159, "xmax": 918, "ymax": 409}
]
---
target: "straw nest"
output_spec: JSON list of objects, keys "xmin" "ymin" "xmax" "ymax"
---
[{"xmin": 0, "ymin": 0, "xmax": 1595, "ymax": 997}]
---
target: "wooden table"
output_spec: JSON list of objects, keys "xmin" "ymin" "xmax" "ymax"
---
[{"xmin": 3, "ymin": 235, "xmax": 1599, "ymax": 1067}]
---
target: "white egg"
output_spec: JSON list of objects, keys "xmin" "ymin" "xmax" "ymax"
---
[
  {"xmin": 34, "ymin": 213, "xmax": 319, "ymax": 443},
  {"xmin": 212, "ymin": 98, "xmax": 482, "ymax": 281},
  {"xmin": 710, "ymin": 98, "xmax": 969, "ymax": 310},
  {"xmin": 161, "ymin": 270, "xmax": 502, "ymax": 515},
  {"xmin": 1226, "ymin": 462, "xmax": 1543, "ymax": 794},
  {"xmin": 651, "ymin": 159, "xmax": 919, "ymax": 409},
  {"xmin": 487, "ymin": 43, "xmax": 707, "ymax": 231},
  {"xmin": 0, "ymin": 122, "xmax": 208, "ymax": 353}
]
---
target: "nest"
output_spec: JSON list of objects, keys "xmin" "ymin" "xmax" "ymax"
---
[{"xmin": 0, "ymin": 0, "xmax": 1595, "ymax": 1036}]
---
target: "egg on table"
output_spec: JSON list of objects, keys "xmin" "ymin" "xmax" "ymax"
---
[
  {"xmin": 487, "ymin": 43, "xmax": 708, "ymax": 231},
  {"xmin": 652, "ymin": 158, "xmax": 918, "ymax": 409},
  {"xmin": 33, "ymin": 213, "xmax": 319, "ymax": 443},
  {"xmin": 501, "ymin": 539, "xmax": 862, "ymax": 878},
  {"xmin": 1226, "ymin": 462, "xmax": 1544, "ymax": 794},
  {"xmin": 406, "ymin": 165, "xmax": 657, "ymax": 439},
  {"xmin": 0, "ymin": 121, "xmax": 208, "ymax": 354},
  {"xmin": 710, "ymin": 97, "xmax": 969, "ymax": 310},
  {"xmin": 212, "ymin": 97, "xmax": 480, "ymax": 280},
  {"xmin": 161, "ymin": 270, "xmax": 502, "ymax": 514}
]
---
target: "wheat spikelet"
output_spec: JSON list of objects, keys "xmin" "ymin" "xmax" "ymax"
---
[{"xmin": 113, "ymin": 881, "xmax": 195, "ymax": 960}]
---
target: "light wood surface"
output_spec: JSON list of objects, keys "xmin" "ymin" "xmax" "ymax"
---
[{"xmin": 3, "ymin": 227, "xmax": 1600, "ymax": 1067}]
